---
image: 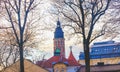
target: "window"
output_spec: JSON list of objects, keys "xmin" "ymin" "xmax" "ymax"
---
[{"xmin": 95, "ymin": 49, "xmax": 98, "ymax": 52}]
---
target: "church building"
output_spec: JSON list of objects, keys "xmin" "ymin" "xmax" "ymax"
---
[{"xmin": 36, "ymin": 20, "xmax": 80, "ymax": 72}]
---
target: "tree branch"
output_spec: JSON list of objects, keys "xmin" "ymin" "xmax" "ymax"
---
[{"xmin": 4, "ymin": 2, "xmax": 19, "ymax": 44}]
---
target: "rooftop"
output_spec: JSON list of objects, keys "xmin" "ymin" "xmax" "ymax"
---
[{"xmin": 79, "ymin": 41, "xmax": 120, "ymax": 60}]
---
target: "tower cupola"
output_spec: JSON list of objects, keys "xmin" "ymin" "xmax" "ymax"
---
[
  {"xmin": 54, "ymin": 21, "xmax": 64, "ymax": 38},
  {"xmin": 54, "ymin": 20, "xmax": 65, "ymax": 57}
]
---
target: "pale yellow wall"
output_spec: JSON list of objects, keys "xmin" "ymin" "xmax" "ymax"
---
[
  {"xmin": 3, "ymin": 59, "xmax": 49, "ymax": 72},
  {"xmin": 53, "ymin": 63, "xmax": 67, "ymax": 72},
  {"xmin": 79, "ymin": 57, "xmax": 120, "ymax": 65}
]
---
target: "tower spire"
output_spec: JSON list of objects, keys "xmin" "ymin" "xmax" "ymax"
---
[
  {"xmin": 70, "ymin": 46, "xmax": 72, "ymax": 51},
  {"xmin": 68, "ymin": 46, "xmax": 80, "ymax": 66},
  {"xmin": 57, "ymin": 11, "xmax": 61, "ymax": 28},
  {"xmin": 54, "ymin": 19, "xmax": 65, "ymax": 57},
  {"xmin": 58, "ymin": 16, "xmax": 59, "ymax": 21},
  {"xmin": 68, "ymin": 46, "xmax": 76, "ymax": 60},
  {"xmin": 57, "ymin": 20, "xmax": 61, "ymax": 28},
  {"xmin": 54, "ymin": 20, "xmax": 64, "ymax": 38},
  {"xmin": 68, "ymin": 46, "xmax": 75, "ymax": 60}
]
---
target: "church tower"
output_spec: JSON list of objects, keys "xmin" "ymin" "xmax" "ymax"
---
[{"xmin": 54, "ymin": 20, "xmax": 65, "ymax": 57}]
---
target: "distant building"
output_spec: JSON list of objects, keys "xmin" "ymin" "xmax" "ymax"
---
[
  {"xmin": 36, "ymin": 20, "xmax": 80, "ymax": 72},
  {"xmin": 79, "ymin": 40, "xmax": 120, "ymax": 65},
  {"xmin": 77, "ymin": 64, "xmax": 120, "ymax": 72}
]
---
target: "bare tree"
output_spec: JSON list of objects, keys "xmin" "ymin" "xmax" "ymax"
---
[
  {"xmin": 104, "ymin": 0, "xmax": 120, "ymax": 40},
  {"xmin": 51, "ymin": 0, "xmax": 111, "ymax": 72},
  {"xmin": 109, "ymin": 0, "xmax": 120, "ymax": 24},
  {"xmin": 0, "ymin": 24, "xmax": 48, "ymax": 72},
  {"xmin": 0, "ymin": 29, "xmax": 19, "ymax": 72},
  {"xmin": 2, "ymin": 0, "xmax": 39, "ymax": 72}
]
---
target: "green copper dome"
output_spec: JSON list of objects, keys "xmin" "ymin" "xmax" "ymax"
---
[{"xmin": 54, "ymin": 48, "xmax": 61, "ymax": 56}]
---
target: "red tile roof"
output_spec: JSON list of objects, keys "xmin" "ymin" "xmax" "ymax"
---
[
  {"xmin": 36, "ymin": 50, "xmax": 80, "ymax": 68},
  {"xmin": 36, "ymin": 56, "xmax": 68, "ymax": 68},
  {"xmin": 68, "ymin": 51, "xmax": 80, "ymax": 66}
]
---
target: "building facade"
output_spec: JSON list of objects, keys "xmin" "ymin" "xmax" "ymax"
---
[
  {"xmin": 79, "ymin": 40, "xmax": 120, "ymax": 65},
  {"xmin": 36, "ymin": 20, "xmax": 80, "ymax": 72},
  {"xmin": 53, "ymin": 62, "xmax": 67, "ymax": 72},
  {"xmin": 78, "ymin": 64, "xmax": 120, "ymax": 72}
]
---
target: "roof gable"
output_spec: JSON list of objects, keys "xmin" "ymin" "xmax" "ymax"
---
[
  {"xmin": 68, "ymin": 51, "xmax": 80, "ymax": 66},
  {"xmin": 36, "ymin": 56, "xmax": 68, "ymax": 68},
  {"xmin": 4, "ymin": 59, "xmax": 49, "ymax": 72}
]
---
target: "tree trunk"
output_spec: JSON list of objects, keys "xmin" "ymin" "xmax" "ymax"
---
[
  {"xmin": 19, "ymin": 44, "xmax": 24, "ymax": 72},
  {"xmin": 83, "ymin": 40, "xmax": 90, "ymax": 72}
]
